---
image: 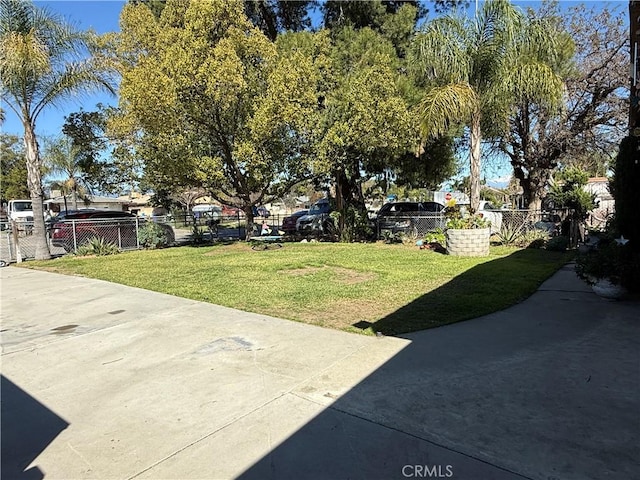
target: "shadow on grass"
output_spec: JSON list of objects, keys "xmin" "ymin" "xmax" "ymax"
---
[
  {"xmin": 368, "ymin": 248, "xmax": 570, "ymax": 335},
  {"xmin": 235, "ymin": 248, "xmax": 640, "ymax": 480},
  {"xmin": 1, "ymin": 375, "xmax": 69, "ymax": 480}
]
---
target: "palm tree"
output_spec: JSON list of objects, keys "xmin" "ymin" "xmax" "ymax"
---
[
  {"xmin": 411, "ymin": 0, "xmax": 564, "ymax": 213},
  {"xmin": 0, "ymin": 0, "xmax": 115, "ymax": 259},
  {"xmin": 45, "ymin": 136, "xmax": 92, "ymax": 211}
]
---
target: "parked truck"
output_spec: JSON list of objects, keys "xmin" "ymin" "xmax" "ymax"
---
[{"xmin": 7, "ymin": 199, "xmax": 34, "ymax": 221}]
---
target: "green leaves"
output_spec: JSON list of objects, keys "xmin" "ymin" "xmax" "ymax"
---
[
  {"xmin": 117, "ymin": 0, "xmax": 318, "ymax": 215},
  {"xmin": 411, "ymin": 0, "xmax": 565, "ymax": 211},
  {"xmin": 418, "ymin": 83, "xmax": 478, "ymax": 139}
]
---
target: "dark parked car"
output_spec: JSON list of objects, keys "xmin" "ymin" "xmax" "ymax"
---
[
  {"xmin": 376, "ymin": 201, "xmax": 445, "ymax": 235},
  {"xmin": 46, "ymin": 209, "xmax": 96, "ymax": 228},
  {"xmin": 296, "ymin": 199, "xmax": 333, "ymax": 234},
  {"xmin": 51, "ymin": 210, "xmax": 175, "ymax": 252},
  {"xmin": 281, "ymin": 209, "xmax": 308, "ymax": 234}
]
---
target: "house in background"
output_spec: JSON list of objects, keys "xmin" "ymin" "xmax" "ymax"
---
[
  {"xmin": 116, "ymin": 192, "xmax": 168, "ymax": 217},
  {"xmin": 585, "ymin": 177, "xmax": 614, "ymax": 228}
]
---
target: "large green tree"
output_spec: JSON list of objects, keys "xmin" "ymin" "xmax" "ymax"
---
[
  {"xmin": 411, "ymin": 0, "xmax": 564, "ymax": 212},
  {"xmin": 116, "ymin": 0, "xmax": 320, "ymax": 236},
  {"xmin": 279, "ymin": 10, "xmax": 457, "ymax": 240},
  {"xmin": 0, "ymin": 0, "xmax": 116, "ymax": 259},
  {"xmin": 0, "ymin": 134, "xmax": 29, "ymax": 201},
  {"xmin": 294, "ymin": 26, "xmax": 414, "ymax": 240},
  {"xmin": 499, "ymin": 3, "xmax": 627, "ymax": 210}
]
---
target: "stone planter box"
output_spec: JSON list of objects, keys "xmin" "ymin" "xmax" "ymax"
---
[{"xmin": 445, "ymin": 228, "xmax": 490, "ymax": 257}]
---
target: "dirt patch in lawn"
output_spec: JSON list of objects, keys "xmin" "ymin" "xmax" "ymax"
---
[
  {"xmin": 331, "ymin": 267, "xmax": 376, "ymax": 285},
  {"xmin": 280, "ymin": 266, "xmax": 324, "ymax": 276},
  {"xmin": 266, "ymin": 297, "xmax": 393, "ymax": 331},
  {"xmin": 279, "ymin": 265, "xmax": 376, "ymax": 284}
]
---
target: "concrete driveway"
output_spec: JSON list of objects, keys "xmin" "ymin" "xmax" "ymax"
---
[{"xmin": 1, "ymin": 265, "xmax": 638, "ymax": 480}]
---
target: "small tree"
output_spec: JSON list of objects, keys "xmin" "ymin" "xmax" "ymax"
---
[
  {"xmin": 0, "ymin": 134, "xmax": 29, "ymax": 201},
  {"xmin": 548, "ymin": 167, "xmax": 597, "ymax": 221},
  {"xmin": 44, "ymin": 136, "xmax": 93, "ymax": 211}
]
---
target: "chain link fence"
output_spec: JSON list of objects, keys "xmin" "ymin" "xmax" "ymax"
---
[
  {"xmin": 169, "ymin": 212, "xmax": 289, "ymax": 240},
  {"xmin": 1, "ymin": 220, "xmax": 40, "ymax": 262},
  {"xmin": 51, "ymin": 218, "xmax": 144, "ymax": 253},
  {"xmin": 375, "ymin": 213, "xmax": 446, "ymax": 239},
  {"xmin": 374, "ymin": 209, "xmax": 574, "ymax": 241},
  {"xmin": 0, "ymin": 218, "xmax": 175, "ymax": 262},
  {"xmin": 0, "ymin": 209, "xmax": 585, "ymax": 263}
]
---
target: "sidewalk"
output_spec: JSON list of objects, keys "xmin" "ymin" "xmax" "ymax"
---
[{"xmin": 1, "ymin": 264, "xmax": 638, "ymax": 480}]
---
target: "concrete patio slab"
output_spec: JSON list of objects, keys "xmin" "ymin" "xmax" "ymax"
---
[{"xmin": 1, "ymin": 264, "xmax": 638, "ymax": 480}]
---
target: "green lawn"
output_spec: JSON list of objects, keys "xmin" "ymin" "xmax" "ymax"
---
[{"xmin": 25, "ymin": 243, "xmax": 570, "ymax": 335}]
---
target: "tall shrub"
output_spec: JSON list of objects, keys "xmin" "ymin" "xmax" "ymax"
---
[
  {"xmin": 611, "ymin": 137, "xmax": 640, "ymax": 249},
  {"xmin": 610, "ymin": 136, "xmax": 640, "ymax": 292}
]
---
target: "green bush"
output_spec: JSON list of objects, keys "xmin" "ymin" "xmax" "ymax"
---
[
  {"xmin": 444, "ymin": 200, "xmax": 490, "ymax": 229},
  {"xmin": 190, "ymin": 225, "xmax": 206, "ymax": 245},
  {"xmin": 381, "ymin": 230, "xmax": 403, "ymax": 244},
  {"xmin": 138, "ymin": 221, "xmax": 169, "ymax": 249},
  {"xmin": 527, "ymin": 238, "xmax": 546, "ymax": 249},
  {"xmin": 520, "ymin": 229, "xmax": 551, "ymax": 248},
  {"xmin": 609, "ymin": 138, "xmax": 640, "ymax": 293},
  {"xmin": 75, "ymin": 237, "xmax": 120, "ymax": 256},
  {"xmin": 546, "ymin": 236, "xmax": 569, "ymax": 252},
  {"xmin": 495, "ymin": 224, "xmax": 524, "ymax": 246},
  {"xmin": 424, "ymin": 228, "xmax": 445, "ymax": 245},
  {"xmin": 611, "ymin": 137, "xmax": 640, "ymax": 249},
  {"xmin": 495, "ymin": 225, "xmax": 549, "ymax": 248}
]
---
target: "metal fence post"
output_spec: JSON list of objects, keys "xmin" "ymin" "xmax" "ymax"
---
[
  {"xmin": 135, "ymin": 217, "xmax": 140, "ymax": 249},
  {"xmin": 11, "ymin": 221, "xmax": 22, "ymax": 263},
  {"xmin": 72, "ymin": 219, "xmax": 77, "ymax": 252},
  {"xmin": 7, "ymin": 229, "xmax": 14, "ymax": 262}
]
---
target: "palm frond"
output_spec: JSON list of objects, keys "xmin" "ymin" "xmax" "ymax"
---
[
  {"xmin": 0, "ymin": 0, "xmax": 116, "ymax": 123},
  {"xmin": 418, "ymin": 82, "xmax": 479, "ymax": 140},
  {"xmin": 412, "ymin": 15, "xmax": 471, "ymax": 85},
  {"xmin": 34, "ymin": 58, "xmax": 117, "ymax": 119}
]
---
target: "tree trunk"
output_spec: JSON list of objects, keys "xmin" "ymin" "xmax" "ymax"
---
[
  {"xmin": 527, "ymin": 197, "xmax": 543, "ymax": 212},
  {"xmin": 334, "ymin": 169, "xmax": 347, "ymax": 235},
  {"xmin": 334, "ymin": 166, "xmax": 367, "ymax": 242},
  {"xmin": 469, "ymin": 113, "xmax": 482, "ymax": 213},
  {"xmin": 23, "ymin": 122, "xmax": 51, "ymax": 260},
  {"xmin": 243, "ymin": 206, "xmax": 255, "ymax": 241},
  {"xmin": 513, "ymin": 166, "xmax": 547, "ymax": 212}
]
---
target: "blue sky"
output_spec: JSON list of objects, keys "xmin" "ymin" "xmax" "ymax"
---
[{"xmin": 1, "ymin": 0, "xmax": 628, "ymax": 187}]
